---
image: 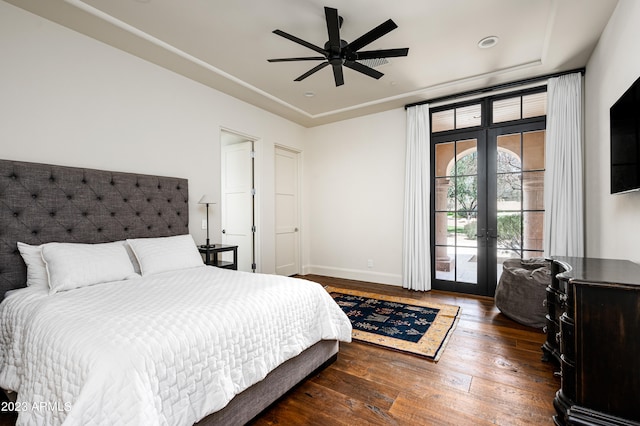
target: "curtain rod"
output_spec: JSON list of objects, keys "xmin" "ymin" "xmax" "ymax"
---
[{"xmin": 404, "ymin": 67, "xmax": 586, "ymax": 109}]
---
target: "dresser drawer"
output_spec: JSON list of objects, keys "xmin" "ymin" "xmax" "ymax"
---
[
  {"xmin": 546, "ymin": 286, "xmax": 561, "ymax": 319},
  {"xmin": 559, "ymin": 313, "xmax": 575, "ymax": 362}
]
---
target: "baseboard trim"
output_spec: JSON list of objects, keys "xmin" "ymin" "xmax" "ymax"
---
[{"xmin": 302, "ymin": 265, "xmax": 402, "ymax": 286}]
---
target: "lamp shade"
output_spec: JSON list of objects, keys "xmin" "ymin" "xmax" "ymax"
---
[{"xmin": 198, "ymin": 194, "xmax": 216, "ymax": 205}]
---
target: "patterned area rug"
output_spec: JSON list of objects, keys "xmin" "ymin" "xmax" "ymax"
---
[{"xmin": 326, "ymin": 286, "xmax": 461, "ymax": 361}]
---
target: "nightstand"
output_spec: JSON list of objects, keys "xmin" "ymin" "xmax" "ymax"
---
[{"xmin": 199, "ymin": 244, "xmax": 238, "ymax": 270}]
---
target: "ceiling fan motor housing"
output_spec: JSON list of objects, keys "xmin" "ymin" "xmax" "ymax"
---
[{"xmin": 325, "ymin": 40, "xmax": 349, "ymax": 65}]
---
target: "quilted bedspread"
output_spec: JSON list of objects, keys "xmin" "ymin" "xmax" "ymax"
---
[{"xmin": 0, "ymin": 266, "xmax": 352, "ymax": 425}]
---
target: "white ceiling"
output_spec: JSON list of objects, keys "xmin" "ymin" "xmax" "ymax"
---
[{"xmin": 5, "ymin": 0, "xmax": 618, "ymax": 127}]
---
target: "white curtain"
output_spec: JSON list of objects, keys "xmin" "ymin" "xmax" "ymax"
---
[
  {"xmin": 403, "ymin": 104, "xmax": 431, "ymax": 291},
  {"xmin": 543, "ymin": 73, "xmax": 584, "ymax": 257}
]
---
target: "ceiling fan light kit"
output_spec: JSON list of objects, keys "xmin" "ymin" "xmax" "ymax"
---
[{"xmin": 268, "ymin": 6, "xmax": 409, "ymax": 87}]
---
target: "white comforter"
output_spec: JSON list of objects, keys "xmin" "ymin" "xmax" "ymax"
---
[{"xmin": 0, "ymin": 266, "xmax": 352, "ymax": 425}]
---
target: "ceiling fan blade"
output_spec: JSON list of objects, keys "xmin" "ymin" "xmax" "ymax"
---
[
  {"xmin": 324, "ymin": 7, "xmax": 341, "ymax": 52},
  {"xmin": 273, "ymin": 29, "xmax": 327, "ymax": 55},
  {"xmin": 332, "ymin": 64, "xmax": 344, "ymax": 87},
  {"xmin": 347, "ymin": 19, "xmax": 398, "ymax": 52},
  {"xmin": 344, "ymin": 61, "xmax": 384, "ymax": 80},
  {"xmin": 356, "ymin": 48, "xmax": 409, "ymax": 60},
  {"xmin": 268, "ymin": 56, "xmax": 326, "ymax": 62},
  {"xmin": 294, "ymin": 62, "xmax": 330, "ymax": 81}
]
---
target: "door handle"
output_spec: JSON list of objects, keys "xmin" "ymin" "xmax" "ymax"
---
[
  {"xmin": 294, "ymin": 227, "xmax": 299, "ymax": 232},
  {"xmin": 477, "ymin": 229, "xmax": 498, "ymax": 239},
  {"xmin": 222, "ymin": 229, "xmax": 226, "ymax": 234}
]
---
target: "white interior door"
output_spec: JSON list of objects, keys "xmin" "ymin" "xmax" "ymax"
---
[
  {"xmin": 221, "ymin": 140, "xmax": 254, "ymax": 272},
  {"xmin": 275, "ymin": 146, "xmax": 300, "ymax": 276}
]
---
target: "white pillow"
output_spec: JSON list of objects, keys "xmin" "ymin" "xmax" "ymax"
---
[
  {"xmin": 17, "ymin": 242, "xmax": 49, "ymax": 288},
  {"xmin": 126, "ymin": 234, "xmax": 204, "ymax": 276},
  {"xmin": 42, "ymin": 241, "xmax": 138, "ymax": 294}
]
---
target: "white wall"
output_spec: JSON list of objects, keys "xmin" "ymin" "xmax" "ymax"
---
[
  {"xmin": 304, "ymin": 109, "xmax": 407, "ymax": 285},
  {"xmin": 584, "ymin": 0, "xmax": 640, "ymax": 263},
  {"xmin": 0, "ymin": 1, "xmax": 306, "ymax": 274}
]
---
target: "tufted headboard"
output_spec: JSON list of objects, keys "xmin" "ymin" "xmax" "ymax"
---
[{"xmin": 0, "ymin": 159, "xmax": 189, "ymax": 298}]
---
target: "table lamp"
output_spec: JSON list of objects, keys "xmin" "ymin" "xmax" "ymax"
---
[{"xmin": 198, "ymin": 194, "xmax": 216, "ymax": 247}]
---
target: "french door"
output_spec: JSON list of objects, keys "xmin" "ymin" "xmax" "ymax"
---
[
  {"xmin": 431, "ymin": 121, "xmax": 546, "ymax": 296},
  {"xmin": 432, "ymin": 130, "xmax": 489, "ymax": 295}
]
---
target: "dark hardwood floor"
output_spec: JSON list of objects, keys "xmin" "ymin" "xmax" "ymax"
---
[
  {"xmin": 0, "ymin": 275, "xmax": 559, "ymax": 425},
  {"xmin": 251, "ymin": 275, "xmax": 560, "ymax": 425}
]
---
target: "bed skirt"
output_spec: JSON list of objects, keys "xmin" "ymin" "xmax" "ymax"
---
[{"xmin": 196, "ymin": 339, "xmax": 339, "ymax": 426}]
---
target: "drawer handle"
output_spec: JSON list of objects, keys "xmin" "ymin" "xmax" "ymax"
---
[
  {"xmin": 556, "ymin": 332, "xmax": 561, "ymax": 343},
  {"xmin": 543, "ymin": 326, "xmax": 548, "ymax": 333}
]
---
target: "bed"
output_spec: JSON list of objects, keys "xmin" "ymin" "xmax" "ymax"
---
[{"xmin": 0, "ymin": 159, "xmax": 352, "ymax": 425}]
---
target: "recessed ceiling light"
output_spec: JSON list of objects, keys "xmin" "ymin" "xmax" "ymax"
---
[
  {"xmin": 478, "ymin": 36, "xmax": 499, "ymax": 49},
  {"xmin": 304, "ymin": 92, "xmax": 315, "ymax": 98}
]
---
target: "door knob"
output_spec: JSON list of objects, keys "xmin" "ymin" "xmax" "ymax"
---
[
  {"xmin": 294, "ymin": 227, "xmax": 299, "ymax": 232},
  {"xmin": 222, "ymin": 229, "xmax": 226, "ymax": 234}
]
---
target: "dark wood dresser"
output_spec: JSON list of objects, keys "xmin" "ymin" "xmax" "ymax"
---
[{"xmin": 543, "ymin": 257, "xmax": 640, "ymax": 426}]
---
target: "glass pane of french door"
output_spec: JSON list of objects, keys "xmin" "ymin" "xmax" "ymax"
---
[
  {"xmin": 493, "ymin": 128, "xmax": 546, "ymax": 287},
  {"xmin": 434, "ymin": 137, "xmax": 483, "ymax": 289}
]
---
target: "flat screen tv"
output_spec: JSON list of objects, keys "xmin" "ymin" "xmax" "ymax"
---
[{"xmin": 611, "ymin": 75, "xmax": 640, "ymax": 194}]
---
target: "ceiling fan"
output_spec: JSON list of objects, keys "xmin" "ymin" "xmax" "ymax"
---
[{"xmin": 267, "ymin": 6, "xmax": 409, "ymax": 87}]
